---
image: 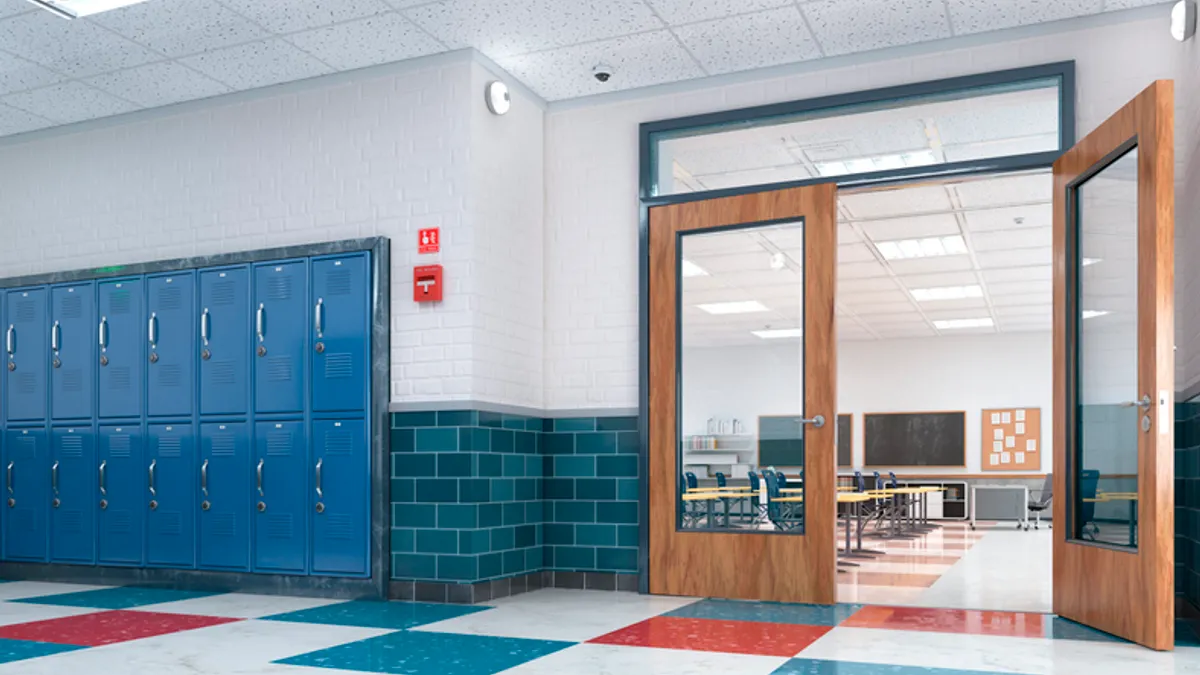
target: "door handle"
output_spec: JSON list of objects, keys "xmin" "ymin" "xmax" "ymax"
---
[
  {"xmin": 98, "ymin": 317, "xmax": 108, "ymax": 350},
  {"xmin": 148, "ymin": 459, "xmax": 156, "ymax": 497},
  {"xmin": 51, "ymin": 321, "xmax": 60, "ymax": 352},
  {"xmin": 800, "ymin": 415, "xmax": 826, "ymax": 428},
  {"xmin": 257, "ymin": 458, "xmax": 264, "ymax": 497},
  {"xmin": 51, "ymin": 461, "xmax": 58, "ymax": 496},
  {"xmin": 6, "ymin": 324, "xmax": 13, "ymax": 356},
  {"xmin": 315, "ymin": 458, "xmax": 323, "ymax": 499},
  {"xmin": 314, "ymin": 298, "xmax": 324, "ymax": 337},
  {"xmin": 99, "ymin": 460, "xmax": 106, "ymax": 496},
  {"xmin": 6, "ymin": 461, "xmax": 12, "ymax": 495},
  {"xmin": 200, "ymin": 308, "xmax": 210, "ymax": 346},
  {"xmin": 148, "ymin": 312, "xmax": 157, "ymax": 348},
  {"xmin": 1121, "ymin": 395, "xmax": 1152, "ymax": 410},
  {"xmin": 200, "ymin": 458, "xmax": 208, "ymax": 497},
  {"xmin": 256, "ymin": 304, "xmax": 265, "ymax": 342}
]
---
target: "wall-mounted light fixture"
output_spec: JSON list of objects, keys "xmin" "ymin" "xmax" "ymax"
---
[
  {"xmin": 23, "ymin": 0, "xmax": 150, "ymax": 19},
  {"xmin": 1172, "ymin": 0, "xmax": 1196, "ymax": 41},
  {"xmin": 485, "ymin": 81, "xmax": 511, "ymax": 116}
]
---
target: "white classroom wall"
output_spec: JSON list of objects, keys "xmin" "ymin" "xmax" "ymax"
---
[{"xmin": 681, "ymin": 332, "xmax": 1052, "ymax": 473}]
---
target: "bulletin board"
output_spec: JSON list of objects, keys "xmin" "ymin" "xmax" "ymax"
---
[{"xmin": 981, "ymin": 407, "xmax": 1041, "ymax": 471}]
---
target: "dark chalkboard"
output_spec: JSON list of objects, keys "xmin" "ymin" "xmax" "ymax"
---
[
  {"xmin": 758, "ymin": 415, "xmax": 804, "ymax": 468},
  {"xmin": 864, "ymin": 411, "xmax": 965, "ymax": 467},
  {"xmin": 837, "ymin": 414, "xmax": 852, "ymax": 467}
]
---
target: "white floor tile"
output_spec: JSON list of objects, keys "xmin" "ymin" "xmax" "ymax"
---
[
  {"xmin": 500, "ymin": 643, "xmax": 788, "ymax": 674},
  {"xmin": 129, "ymin": 592, "xmax": 344, "ymax": 619},
  {"xmin": 0, "ymin": 602, "xmax": 98, "ymax": 626},
  {"xmin": 0, "ymin": 581, "xmax": 110, "ymax": 601},
  {"xmin": 913, "ymin": 528, "xmax": 1052, "ymax": 612}
]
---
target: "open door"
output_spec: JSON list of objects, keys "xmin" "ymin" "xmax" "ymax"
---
[
  {"xmin": 1052, "ymin": 81, "xmax": 1174, "ymax": 649},
  {"xmin": 648, "ymin": 184, "xmax": 838, "ymax": 603}
]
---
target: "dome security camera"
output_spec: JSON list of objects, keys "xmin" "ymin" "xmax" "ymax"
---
[{"xmin": 592, "ymin": 64, "xmax": 614, "ymax": 83}]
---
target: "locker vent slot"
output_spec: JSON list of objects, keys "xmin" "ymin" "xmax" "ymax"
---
[
  {"xmin": 210, "ymin": 280, "xmax": 237, "ymax": 306},
  {"xmin": 107, "ymin": 510, "xmax": 132, "ymax": 533},
  {"xmin": 108, "ymin": 366, "xmax": 132, "ymax": 390},
  {"xmin": 13, "ymin": 436, "xmax": 36, "ymax": 458},
  {"xmin": 15, "ymin": 299, "xmax": 35, "ymax": 323},
  {"xmin": 62, "ymin": 368, "xmax": 83, "ymax": 392},
  {"xmin": 60, "ymin": 435, "xmax": 84, "ymax": 458},
  {"xmin": 17, "ymin": 372, "xmax": 37, "ymax": 394},
  {"xmin": 325, "ymin": 269, "xmax": 352, "ymax": 296},
  {"xmin": 210, "ymin": 360, "xmax": 237, "ymax": 385},
  {"xmin": 57, "ymin": 509, "xmax": 83, "ymax": 533},
  {"xmin": 158, "ymin": 364, "xmax": 183, "ymax": 388},
  {"xmin": 108, "ymin": 435, "xmax": 132, "ymax": 458},
  {"xmin": 267, "ymin": 357, "xmax": 292, "ymax": 382},
  {"xmin": 266, "ymin": 432, "xmax": 292, "ymax": 456},
  {"xmin": 157, "ymin": 287, "xmax": 183, "ymax": 311},
  {"xmin": 60, "ymin": 295, "xmax": 83, "ymax": 319},
  {"xmin": 154, "ymin": 511, "xmax": 182, "ymax": 536},
  {"xmin": 324, "ymin": 514, "xmax": 354, "ymax": 540},
  {"xmin": 157, "ymin": 437, "xmax": 182, "ymax": 457},
  {"xmin": 210, "ymin": 434, "xmax": 236, "ymax": 457},
  {"xmin": 210, "ymin": 512, "xmax": 236, "ymax": 538},
  {"xmin": 12, "ymin": 507, "xmax": 34, "ymax": 532},
  {"xmin": 268, "ymin": 275, "xmax": 292, "ymax": 300},
  {"xmin": 323, "ymin": 431, "xmax": 353, "ymax": 455},
  {"xmin": 323, "ymin": 354, "xmax": 353, "ymax": 379},
  {"xmin": 108, "ymin": 290, "xmax": 131, "ymax": 315},
  {"xmin": 267, "ymin": 514, "xmax": 293, "ymax": 539}
]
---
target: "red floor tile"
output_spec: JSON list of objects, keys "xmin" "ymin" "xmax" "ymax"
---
[
  {"xmin": 589, "ymin": 616, "xmax": 831, "ymax": 657},
  {"xmin": 0, "ymin": 610, "xmax": 241, "ymax": 647},
  {"xmin": 843, "ymin": 605, "xmax": 1047, "ymax": 638}
]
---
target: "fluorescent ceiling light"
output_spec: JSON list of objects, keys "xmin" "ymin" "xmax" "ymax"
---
[
  {"xmin": 1081, "ymin": 257, "xmax": 1102, "ymax": 267},
  {"xmin": 814, "ymin": 149, "xmax": 941, "ymax": 177},
  {"xmin": 752, "ymin": 328, "xmax": 803, "ymax": 339},
  {"xmin": 911, "ymin": 285, "xmax": 983, "ymax": 301},
  {"xmin": 681, "ymin": 259, "xmax": 709, "ymax": 277},
  {"xmin": 933, "ymin": 317, "xmax": 994, "ymax": 330},
  {"xmin": 24, "ymin": 0, "xmax": 148, "ymax": 18},
  {"xmin": 696, "ymin": 301, "xmax": 768, "ymax": 315},
  {"xmin": 1082, "ymin": 310, "xmax": 1109, "ymax": 319},
  {"xmin": 875, "ymin": 235, "xmax": 968, "ymax": 260}
]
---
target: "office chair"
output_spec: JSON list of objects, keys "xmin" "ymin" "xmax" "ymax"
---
[
  {"xmin": 1078, "ymin": 470, "xmax": 1100, "ymax": 540},
  {"xmin": 777, "ymin": 471, "xmax": 789, "ymax": 490},
  {"xmin": 873, "ymin": 471, "xmax": 883, "ymax": 491},
  {"xmin": 854, "ymin": 470, "xmax": 866, "ymax": 492},
  {"xmin": 684, "ymin": 472, "xmax": 698, "ymax": 491},
  {"xmin": 764, "ymin": 471, "xmax": 803, "ymax": 531},
  {"xmin": 1027, "ymin": 474, "xmax": 1052, "ymax": 530},
  {"xmin": 715, "ymin": 472, "xmax": 726, "ymax": 487}
]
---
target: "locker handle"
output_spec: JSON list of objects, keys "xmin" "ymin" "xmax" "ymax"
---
[
  {"xmin": 51, "ymin": 321, "xmax": 60, "ymax": 352},
  {"xmin": 315, "ymin": 298, "xmax": 324, "ymax": 337},
  {"xmin": 51, "ymin": 461, "xmax": 58, "ymax": 496},
  {"xmin": 257, "ymin": 458, "xmax": 264, "ymax": 497},
  {"xmin": 315, "ymin": 458, "xmax": 323, "ymax": 499},
  {"xmin": 6, "ymin": 461, "xmax": 11, "ymax": 495},
  {"xmin": 200, "ymin": 308, "xmax": 210, "ymax": 346},
  {"xmin": 5, "ymin": 324, "xmax": 13, "ymax": 356},
  {"xmin": 99, "ymin": 460, "xmax": 106, "ymax": 496},
  {"xmin": 148, "ymin": 313, "xmax": 158, "ymax": 348},
  {"xmin": 148, "ymin": 459, "xmax": 156, "ymax": 497},
  {"xmin": 201, "ymin": 459, "xmax": 208, "ymax": 497},
  {"xmin": 256, "ymin": 304, "xmax": 265, "ymax": 342},
  {"xmin": 98, "ymin": 317, "xmax": 108, "ymax": 350}
]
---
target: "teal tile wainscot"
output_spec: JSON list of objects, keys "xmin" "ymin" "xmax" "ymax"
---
[
  {"xmin": 1178, "ymin": 400, "xmax": 1200, "ymax": 613},
  {"xmin": 388, "ymin": 411, "xmax": 639, "ymax": 603}
]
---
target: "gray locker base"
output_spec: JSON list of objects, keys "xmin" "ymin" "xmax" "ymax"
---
[{"xmin": 0, "ymin": 562, "xmax": 384, "ymax": 600}]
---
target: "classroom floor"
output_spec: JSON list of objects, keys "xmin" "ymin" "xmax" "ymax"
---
[
  {"xmin": 0, "ymin": 579, "xmax": 1197, "ymax": 674},
  {"xmin": 837, "ymin": 520, "xmax": 1054, "ymax": 613}
]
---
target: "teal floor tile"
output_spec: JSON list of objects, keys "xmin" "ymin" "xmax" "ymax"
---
[
  {"xmin": 262, "ymin": 600, "xmax": 490, "ymax": 630},
  {"xmin": 772, "ymin": 659, "xmax": 1031, "ymax": 674},
  {"xmin": 0, "ymin": 637, "xmax": 84, "ymax": 664},
  {"xmin": 1043, "ymin": 616, "xmax": 1125, "ymax": 643},
  {"xmin": 13, "ymin": 587, "xmax": 223, "ymax": 610},
  {"xmin": 666, "ymin": 599, "xmax": 864, "ymax": 627},
  {"xmin": 276, "ymin": 630, "xmax": 573, "ymax": 674}
]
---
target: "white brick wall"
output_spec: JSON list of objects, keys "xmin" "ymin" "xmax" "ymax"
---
[
  {"xmin": 1175, "ymin": 35, "xmax": 1200, "ymax": 395},
  {"xmin": 543, "ymin": 15, "xmax": 1191, "ymax": 410}
]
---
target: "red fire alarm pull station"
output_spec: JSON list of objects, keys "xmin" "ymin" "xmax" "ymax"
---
[{"xmin": 414, "ymin": 265, "xmax": 443, "ymax": 302}]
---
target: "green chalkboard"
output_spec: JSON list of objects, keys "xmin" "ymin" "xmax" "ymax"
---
[
  {"xmin": 864, "ymin": 411, "xmax": 966, "ymax": 467},
  {"xmin": 838, "ymin": 414, "xmax": 852, "ymax": 467},
  {"xmin": 758, "ymin": 415, "xmax": 804, "ymax": 468}
]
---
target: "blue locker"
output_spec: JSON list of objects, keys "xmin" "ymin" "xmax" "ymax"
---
[
  {"xmin": 5, "ymin": 288, "xmax": 48, "ymax": 422},
  {"xmin": 98, "ymin": 279, "xmax": 144, "ymax": 419},
  {"xmin": 311, "ymin": 419, "xmax": 368, "ymax": 576},
  {"xmin": 3, "ymin": 427, "xmax": 48, "ymax": 561},
  {"xmin": 311, "ymin": 255, "xmax": 368, "ymax": 413},
  {"xmin": 50, "ymin": 283, "xmax": 95, "ymax": 421},
  {"xmin": 254, "ymin": 420, "xmax": 307, "ymax": 573},
  {"xmin": 146, "ymin": 423, "xmax": 195, "ymax": 568},
  {"xmin": 198, "ymin": 422, "xmax": 249, "ymax": 571},
  {"xmin": 50, "ymin": 426, "xmax": 95, "ymax": 563},
  {"xmin": 253, "ymin": 261, "xmax": 306, "ymax": 414},
  {"xmin": 147, "ymin": 274, "xmax": 195, "ymax": 418},
  {"xmin": 199, "ymin": 268, "xmax": 250, "ymax": 416},
  {"xmin": 98, "ymin": 425, "xmax": 144, "ymax": 566}
]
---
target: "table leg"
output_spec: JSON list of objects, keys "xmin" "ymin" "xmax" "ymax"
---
[
  {"xmin": 969, "ymin": 486, "xmax": 976, "ymax": 530},
  {"xmin": 845, "ymin": 505, "xmax": 852, "ymax": 554},
  {"xmin": 723, "ymin": 498, "xmax": 730, "ymax": 528},
  {"xmin": 1130, "ymin": 499, "xmax": 1137, "ymax": 547},
  {"xmin": 706, "ymin": 499, "xmax": 714, "ymax": 528}
]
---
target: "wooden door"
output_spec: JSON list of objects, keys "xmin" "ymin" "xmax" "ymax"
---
[
  {"xmin": 648, "ymin": 184, "xmax": 838, "ymax": 603},
  {"xmin": 1052, "ymin": 81, "xmax": 1174, "ymax": 650}
]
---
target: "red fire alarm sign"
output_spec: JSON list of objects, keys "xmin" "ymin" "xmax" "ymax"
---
[{"xmin": 418, "ymin": 228, "xmax": 440, "ymax": 254}]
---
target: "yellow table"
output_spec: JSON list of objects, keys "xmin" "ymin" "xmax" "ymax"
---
[
  {"xmin": 780, "ymin": 488, "xmax": 804, "ymax": 494},
  {"xmin": 1087, "ymin": 492, "xmax": 1138, "ymax": 546}
]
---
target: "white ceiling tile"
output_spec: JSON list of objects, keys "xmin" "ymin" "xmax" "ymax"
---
[
  {"xmin": 838, "ymin": 261, "xmax": 889, "ymax": 279},
  {"xmin": 405, "ymin": 0, "xmax": 662, "ymax": 58},
  {"xmin": 0, "ymin": 11, "xmax": 161, "ymax": 77},
  {"xmin": 839, "ymin": 278, "xmax": 900, "ymax": 293},
  {"xmin": 218, "ymin": 0, "xmax": 393, "ymax": 34},
  {"xmin": 495, "ymin": 31, "xmax": 702, "ymax": 100},
  {"xmin": 93, "ymin": 0, "xmax": 269, "ymax": 59},
  {"xmin": 381, "ymin": 0, "xmax": 440, "ymax": 6},
  {"xmin": 1105, "ymin": 0, "xmax": 1170, "ymax": 8},
  {"xmin": 286, "ymin": 12, "xmax": 444, "ymax": 70},
  {"xmin": 913, "ymin": 297, "xmax": 988, "ymax": 312},
  {"xmin": 646, "ymin": 0, "xmax": 792, "ymax": 24},
  {"xmin": 0, "ymin": 102, "xmax": 50, "ymax": 136},
  {"xmin": 697, "ymin": 165, "xmax": 813, "ymax": 191},
  {"xmin": 3, "ymin": 81, "xmax": 136, "ymax": 124},
  {"xmin": 179, "ymin": 39, "xmax": 333, "ymax": 90},
  {"xmin": 838, "ymin": 243, "xmax": 877, "ymax": 263},
  {"xmin": 841, "ymin": 185, "xmax": 952, "ymax": 219},
  {"xmin": 674, "ymin": 141, "xmax": 796, "ymax": 176},
  {"xmin": 837, "ymin": 223, "xmax": 860, "ymax": 243},
  {"xmin": 673, "ymin": 6, "xmax": 822, "ymax": 75},
  {"xmin": 991, "ymin": 294, "xmax": 1052, "ymax": 309},
  {"xmin": 970, "ymin": 227, "xmax": 1052, "ymax": 252},
  {"xmin": 85, "ymin": 62, "xmax": 231, "ymax": 108},
  {"xmin": 866, "ymin": 313, "xmax": 928, "ymax": 326},
  {"xmin": 875, "ymin": 325, "xmax": 937, "ymax": 338},
  {"xmin": 898, "ymin": 271, "xmax": 978, "ymax": 287},
  {"xmin": 982, "ymin": 266, "xmax": 1052, "ymax": 283},
  {"xmin": 964, "ymin": 204, "xmax": 1051, "ymax": 232},
  {"xmin": 923, "ymin": 308, "xmax": 992, "ymax": 321},
  {"xmin": 954, "ymin": 172, "xmax": 1053, "ymax": 208},
  {"xmin": 987, "ymin": 280, "xmax": 1051, "ymax": 296},
  {"xmin": 859, "ymin": 213, "xmax": 961, "ymax": 241},
  {"xmin": 0, "ymin": 51, "xmax": 63, "ymax": 95},
  {"xmin": 801, "ymin": 0, "xmax": 951, "ymax": 56},
  {"xmin": 947, "ymin": 0, "xmax": 1103, "ymax": 36},
  {"xmin": 0, "ymin": 0, "xmax": 32, "ymax": 18},
  {"xmin": 847, "ymin": 302, "xmax": 916, "ymax": 315},
  {"xmin": 976, "ymin": 248, "xmax": 1051, "ymax": 269},
  {"xmin": 840, "ymin": 289, "xmax": 910, "ymax": 305},
  {"xmin": 886, "ymin": 256, "xmax": 974, "ymax": 275}
]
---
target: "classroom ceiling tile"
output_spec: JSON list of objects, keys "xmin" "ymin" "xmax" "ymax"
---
[
  {"xmin": 976, "ymin": 248, "xmax": 1052, "ymax": 269},
  {"xmin": 991, "ymin": 294, "xmax": 1053, "ymax": 310},
  {"xmin": 954, "ymin": 172, "xmax": 1053, "ymax": 208},
  {"xmin": 838, "ymin": 243, "xmax": 878, "ymax": 263},
  {"xmin": 932, "ymin": 87, "xmax": 1059, "ymax": 146},
  {"xmin": 0, "ymin": 10, "xmax": 161, "ymax": 77},
  {"xmin": 645, "ymin": 0, "xmax": 792, "ymax": 24},
  {"xmin": 800, "ymin": 0, "xmax": 952, "ymax": 56},
  {"xmin": 285, "ymin": 12, "xmax": 445, "ymax": 71},
  {"xmin": 673, "ymin": 6, "xmax": 822, "ymax": 75},
  {"xmin": 0, "ymin": 51, "xmax": 63, "ymax": 97},
  {"xmin": 3, "ymin": 81, "xmax": 137, "ymax": 124},
  {"xmin": 838, "ymin": 261, "xmax": 890, "ymax": 279},
  {"xmin": 848, "ymin": 302, "xmax": 921, "ymax": 316},
  {"xmin": 0, "ymin": 102, "xmax": 50, "ymax": 136},
  {"xmin": 874, "ymin": 324, "xmax": 938, "ymax": 338},
  {"xmin": 839, "ymin": 277, "xmax": 901, "ymax": 294},
  {"xmin": 85, "ymin": 61, "xmax": 232, "ymax": 108},
  {"xmin": 179, "ymin": 39, "xmax": 334, "ymax": 91},
  {"xmin": 969, "ymin": 227, "xmax": 1052, "ymax": 252},
  {"xmin": 914, "ymin": 297, "xmax": 988, "ymax": 312},
  {"xmin": 885, "ymin": 256, "xmax": 975, "ymax": 275},
  {"xmin": 839, "ymin": 289, "xmax": 911, "ymax": 306},
  {"xmin": 963, "ymin": 204, "xmax": 1051, "ymax": 232},
  {"xmin": 0, "ymin": 0, "xmax": 31, "ymax": 18},
  {"xmin": 696, "ymin": 166, "xmax": 814, "ymax": 191},
  {"xmin": 943, "ymin": 134, "xmax": 1059, "ymax": 163},
  {"xmin": 865, "ymin": 312, "xmax": 928, "ymax": 326},
  {"xmin": 94, "ymin": 0, "xmax": 269, "ymax": 59},
  {"xmin": 841, "ymin": 185, "xmax": 953, "ymax": 219},
  {"xmin": 987, "ymin": 280, "xmax": 1051, "ymax": 296},
  {"xmin": 673, "ymin": 140, "xmax": 797, "ymax": 177},
  {"xmin": 897, "ymin": 271, "xmax": 979, "ymax": 288},
  {"xmin": 982, "ymin": 266, "xmax": 1052, "ymax": 283},
  {"xmin": 947, "ymin": 0, "xmax": 1103, "ymax": 36},
  {"xmin": 837, "ymin": 224, "xmax": 861, "ymax": 244},
  {"xmin": 859, "ymin": 213, "xmax": 961, "ymax": 241},
  {"xmin": 217, "ymin": 0, "xmax": 393, "ymax": 34}
]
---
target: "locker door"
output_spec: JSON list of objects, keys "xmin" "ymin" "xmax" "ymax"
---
[
  {"xmin": 98, "ymin": 425, "xmax": 144, "ymax": 565},
  {"xmin": 254, "ymin": 420, "xmax": 307, "ymax": 573},
  {"xmin": 311, "ymin": 419, "xmax": 368, "ymax": 576},
  {"xmin": 98, "ymin": 279, "xmax": 144, "ymax": 419},
  {"xmin": 199, "ymin": 268, "xmax": 250, "ymax": 416},
  {"xmin": 146, "ymin": 423, "xmax": 195, "ymax": 568},
  {"xmin": 311, "ymin": 255, "xmax": 368, "ymax": 413},
  {"xmin": 50, "ymin": 426, "xmax": 95, "ymax": 563},
  {"xmin": 198, "ymin": 422, "xmax": 249, "ymax": 571},
  {"xmin": 254, "ymin": 261, "xmax": 306, "ymax": 414},
  {"xmin": 147, "ymin": 274, "xmax": 195, "ymax": 418},
  {"xmin": 51, "ymin": 284, "xmax": 95, "ymax": 421},
  {"xmin": 3, "ymin": 428, "xmax": 48, "ymax": 561},
  {"xmin": 5, "ymin": 288, "xmax": 48, "ymax": 422}
]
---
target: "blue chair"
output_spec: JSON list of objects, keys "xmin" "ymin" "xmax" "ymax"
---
[
  {"xmin": 873, "ymin": 471, "xmax": 883, "ymax": 491},
  {"xmin": 763, "ymin": 471, "xmax": 803, "ymax": 531},
  {"xmin": 685, "ymin": 472, "xmax": 698, "ymax": 491},
  {"xmin": 777, "ymin": 471, "xmax": 789, "ymax": 490},
  {"xmin": 715, "ymin": 472, "xmax": 727, "ymax": 487},
  {"xmin": 888, "ymin": 471, "xmax": 899, "ymax": 488},
  {"xmin": 1078, "ymin": 469, "xmax": 1100, "ymax": 540},
  {"xmin": 854, "ymin": 470, "xmax": 867, "ymax": 492}
]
